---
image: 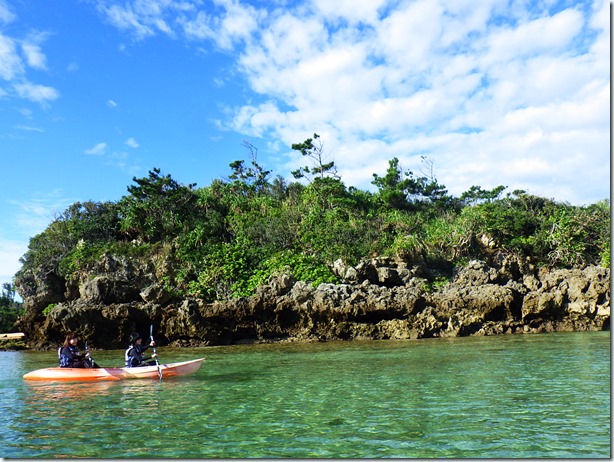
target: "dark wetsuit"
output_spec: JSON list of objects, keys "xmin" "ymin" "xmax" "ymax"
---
[
  {"xmin": 59, "ymin": 345, "xmax": 92, "ymax": 368},
  {"xmin": 125, "ymin": 343, "xmax": 155, "ymax": 367}
]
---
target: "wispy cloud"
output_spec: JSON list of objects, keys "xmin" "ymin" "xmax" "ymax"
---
[
  {"xmin": 13, "ymin": 81, "xmax": 59, "ymax": 103},
  {"xmin": 85, "ymin": 142, "xmax": 107, "ymax": 155},
  {"xmin": 0, "ymin": 13, "xmax": 59, "ymax": 104},
  {"xmin": 95, "ymin": 0, "xmax": 197, "ymax": 40},
  {"xmin": 108, "ymin": 150, "xmax": 141, "ymax": 175},
  {"xmin": 1, "ymin": 190, "xmax": 74, "ymax": 286},
  {"xmin": 9, "ymin": 191, "xmax": 71, "ymax": 232},
  {"xmin": 0, "ymin": 0, "xmax": 16, "ymax": 24},
  {"xmin": 17, "ymin": 107, "xmax": 32, "ymax": 118},
  {"xmin": 125, "ymin": 137, "xmax": 139, "ymax": 148},
  {"xmin": 0, "ymin": 34, "xmax": 24, "ymax": 80},
  {"xmin": 179, "ymin": 0, "xmax": 261, "ymax": 50},
  {"xmin": 21, "ymin": 32, "xmax": 49, "ymax": 70},
  {"xmin": 84, "ymin": 140, "xmax": 141, "ymax": 174},
  {"xmin": 13, "ymin": 124, "xmax": 43, "ymax": 132}
]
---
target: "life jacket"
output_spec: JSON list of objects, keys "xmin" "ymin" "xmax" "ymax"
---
[
  {"xmin": 125, "ymin": 345, "xmax": 139, "ymax": 367},
  {"xmin": 59, "ymin": 345, "xmax": 77, "ymax": 367}
]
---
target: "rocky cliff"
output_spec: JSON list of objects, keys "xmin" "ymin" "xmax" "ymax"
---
[{"xmin": 15, "ymin": 252, "xmax": 610, "ymax": 349}]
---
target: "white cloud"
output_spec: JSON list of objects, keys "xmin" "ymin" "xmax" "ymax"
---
[
  {"xmin": 229, "ymin": 3, "xmax": 607, "ymax": 204},
  {"xmin": 0, "ymin": 17, "xmax": 58, "ymax": 105},
  {"xmin": 438, "ymin": 0, "xmax": 497, "ymax": 47},
  {"xmin": 122, "ymin": 0, "xmax": 260, "ymax": 49},
  {"xmin": 483, "ymin": 8, "xmax": 584, "ymax": 64},
  {"xmin": 82, "ymin": 138, "xmax": 140, "ymax": 172},
  {"xmin": 21, "ymin": 33, "xmax": 48, "ymax": 70},
  {"xmin": 85, "ymin": 142, "xmax": 107, "ymax": 155},
  {"xmin": 0, "ymin": 34, "xmax": 23, "ymax": 80},
  {"xmin": 373, "ymin": 0, "xmax": 444, "ymax": 72},
  {"xmin": 590, "ymin": 0, "xmax": 609, "ymax": 29},
  {"xmin": 96, "ymin": 0, "xmax": 202, "ymax": 41},
  {"xmin": 125, "ymin": 137, "xmax": 139, "ymax": 148},
  {"xmin": 95, "ymin": 0, "xmax": 610, "ymax": 205},
  {"xmin": 312, "ymin": 0, "xmax": 387, "ymax": 25},
  {"xmin": 211, "ymin": 0, "xmax": 261, "ymax": 49},
  {"xmin": 97, "ymin": 2, "xmax": 160, "ymax": 40},
  {"xmin": 13, "ymin": 81, "xmax": 59, "ymax": 103},
  {"xmin": 494, "ymin": 82, "xmax": 609, "ymax": 134},
  {"xmin": 238, "ymin": 14, "xmax": 330, "ymax": 95},
  {"xmin": 0, "ymin": 0, "xmax": 15, "ymax": 24}
]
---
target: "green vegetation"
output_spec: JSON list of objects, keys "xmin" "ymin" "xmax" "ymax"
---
[
  {"xmin": 15, "ymin": 135, "xmax": 610, "ymax": 303},
  {"xmin": 42, "ymin": 303, "xmax": 57, "ymax": 316},
  {"xmin": 0, "ymin": 283, "xmax": 23, "ymax": 332}
]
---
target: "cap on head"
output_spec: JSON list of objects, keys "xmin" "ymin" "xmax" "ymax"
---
[{"xmin": 130, "ymin": 332, "xmax": 142, "ymax": 343}]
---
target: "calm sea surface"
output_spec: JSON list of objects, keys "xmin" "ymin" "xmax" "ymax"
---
[{"xmin": 0, "ymin": 331, "xmax": 610, "ymax": 458}]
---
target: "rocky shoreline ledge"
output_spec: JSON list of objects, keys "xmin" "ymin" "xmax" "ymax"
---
[{"xmin": 13, "ymin": 251, "xmax": 610, "ymax": 350}]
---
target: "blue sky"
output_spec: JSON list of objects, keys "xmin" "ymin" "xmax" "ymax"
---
[{"xmin": 0, "ymin": 0, "xmax": 610, "ymax": 291}]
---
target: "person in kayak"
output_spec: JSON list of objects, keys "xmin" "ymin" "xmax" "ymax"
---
[
  {"xmin": 125, "ymin": 332, "xmax": 157, "ymax": 367},
  {"xmin": 59, "ymin": 333, "xmax": 96, "ymax": 368}
]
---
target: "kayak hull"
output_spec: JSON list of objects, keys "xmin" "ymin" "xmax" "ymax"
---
[{"xmin": 23, "ymin": 358, "xmax": 205, "ymax": 381}]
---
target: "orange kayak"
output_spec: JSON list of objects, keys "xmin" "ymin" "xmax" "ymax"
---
[{"xmin": 23, "ymin": 358, "xmax": 205, "ymax": 381}]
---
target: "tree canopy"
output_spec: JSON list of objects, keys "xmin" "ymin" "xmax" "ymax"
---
[
  {"xmin": 15, "ymin": 136, "xmax": 611, "ymax": 303},
  {"xmin": 0, "ymin": 283, "xmax": 23, "ymax": 333}
]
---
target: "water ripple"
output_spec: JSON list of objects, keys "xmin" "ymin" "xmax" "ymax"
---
[{"xmin": 1, "ymin": 331, "xmax": 610, "ymax": 458}]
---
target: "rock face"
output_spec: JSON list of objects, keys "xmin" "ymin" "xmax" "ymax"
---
[{"xmin": 14, "ymin": 254, "xmax": 610, "ymax": 349}]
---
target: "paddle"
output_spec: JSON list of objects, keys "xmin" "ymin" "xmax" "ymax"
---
[
  {"xmin": 85, "ymin": 340, "xmax": 96, "ymax": 368},
  {"xmin": 150, "ymin": 324, "xmax": 162, "ymax": 380}
]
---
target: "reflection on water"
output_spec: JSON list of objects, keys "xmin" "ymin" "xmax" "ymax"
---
[
  {"xmin": 14, "ymin": 378, "xmax": 183, "ymax": 458},
  {"xmin": 1, "ymin": 332, "xmax": 611, "ymax": 458},
  {"xmin": 25, "ymin": 380, "xmax": 117, "ymax": 402}
]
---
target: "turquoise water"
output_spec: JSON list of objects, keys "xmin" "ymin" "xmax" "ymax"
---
[{"xmin": 0, "ymin": 331, "xmax": 610, "ymax": 458}]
